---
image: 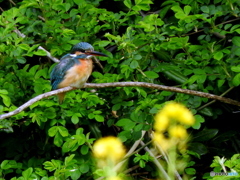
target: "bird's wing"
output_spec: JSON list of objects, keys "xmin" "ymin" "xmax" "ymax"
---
[{"xmin": 50, "ymin": 54, "xmax": 76, "ymax": 90}]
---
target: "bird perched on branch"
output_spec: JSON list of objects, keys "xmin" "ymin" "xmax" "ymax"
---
[{"xmin": 50, "ymin": 42, "xmax": 107, "ymax": 103}]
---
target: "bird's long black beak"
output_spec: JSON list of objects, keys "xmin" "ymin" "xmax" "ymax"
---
[{"xmin": 86, "ymin": 51, "xmax": 108, "ymax": 57}]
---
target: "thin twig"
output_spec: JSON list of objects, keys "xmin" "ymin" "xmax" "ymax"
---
[
  {"xmin": 113, "ymin": 130, "xmax": 146, "ymax": 171},
  {"xmin": 1, "ymin": 82, "xmax": 240, "ymax": 120},
  {"xmin": 155, "ymin": 144, "xmax": 182, "ymax": 180},
  {"xmin": 38, "ymin": 15, "xmax": 46, "ymax": 21},
  {"xmin": 140, "ymin": 141, "xmax": 170, "ymax": 180},
  {"xmin": 13, "ymin": 27, "xmax": 60, "ymax": 63},
  {"xmin": 13, "ymin": 29, "xmax": 26, "ymax": 38},
  {"xmin": 9, "ymin": 0, "xmax": 16, "ymax": 6},
  {"xmin": 92, "ymin": 56, "xmax": 104, "ymax": 70},
  {"xmin": 197, "ymin": 86, "xmax": 235, "ymax": 111},
  {"xmin": 37, "ymin": 46, "xmax": 60, "ymax": 63}
]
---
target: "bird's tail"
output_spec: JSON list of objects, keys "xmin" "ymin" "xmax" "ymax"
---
[{"xmin": 57, "ymin": 93, "xmax": 65, "ymax": 104}]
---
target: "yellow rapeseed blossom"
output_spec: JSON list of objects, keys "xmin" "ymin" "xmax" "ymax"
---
[
  {"xmin": 93, "ymin": 136, "xmax": 126, "ymax": 163},
  {"xmin": 154, "ymin": 113, "xmax": 169, "ymax": 132},
  {"xmin": 169, "ymin": 125, "xmax": 188, "ymax": 139}
]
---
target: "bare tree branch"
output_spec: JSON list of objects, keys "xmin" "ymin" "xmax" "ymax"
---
[
  {"xmin": 0, "ymin": 82, "xmax": 239, "ymax": 120},
  {"xmin": 38, "ymin": 46, "xmax": 60, "ymax": 63},
  {"xmin": 13, "ymin": 29, "xmax": 26, "ymax": 38},
  {"xmin": 140, "ymin": 141, "xmax": 171, "ymax": 180}
]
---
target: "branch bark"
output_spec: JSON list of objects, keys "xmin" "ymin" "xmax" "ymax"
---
[
  {"xmin": 38, "ymin": 46, "xmax": 60, "ymax": 63},
  {"xmin": 0, "ymin": 82, "xmax": 239, "ymax": 120}
]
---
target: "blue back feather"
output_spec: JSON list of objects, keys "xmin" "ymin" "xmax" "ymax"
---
[{"xmin": 50, "ymin": 54, "xmax": 90, "ymax": 90}]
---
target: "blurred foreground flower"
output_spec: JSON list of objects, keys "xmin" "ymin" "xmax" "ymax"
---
[
  {"xmin": 155, "ymin": 102, "xmax": 195, "ymax": 127},
  {"xmin": 93, "ymin": 136, "xmax": 126, "ymax": 164},
  {"xmin": 93, "ymin": 136, "xmax": 126, "ymax": 179},
  {"xmin": 169, "ymin": 125, "xmax": 188, "ymax": 139},
  {"xmin": 152, "ymin": 102, "xmax": 195, "ymax": 179},
  {"xmin": 153, "ymin": 102, "xmax": 195, "ymax": 151},
  {"xmin": 106, "ymin": 176, "xmax": 122, "ymax": 180}
]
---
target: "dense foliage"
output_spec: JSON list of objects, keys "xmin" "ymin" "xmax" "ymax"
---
[{"xmin": 1, "ymin": 0, "xmax": 240, "ymax": 179}]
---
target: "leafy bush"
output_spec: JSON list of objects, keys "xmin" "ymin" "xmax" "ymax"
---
[{"xmin": 1, "ymin": 0, "xmax": 240, "ymax": 179}]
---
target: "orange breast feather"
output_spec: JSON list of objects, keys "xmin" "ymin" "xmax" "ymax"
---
[{"xmin": 58, "ymin": 59, "xmax": 93, "ymax": 89}]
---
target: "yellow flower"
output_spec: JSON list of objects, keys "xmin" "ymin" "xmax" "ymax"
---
[
  {"xmin": 154, "ymin": 113, "xmax": 169, "ymax": 132},
  {"xmin": 169, "ymin": 125, "xmax": 188, "ymax": 139},
  {"xmin": 93, "ymin": 136, "xmax": 126, "ymax": 163},
  {"xmin": 158, "ymin": 102, "xmax": 195, "ymax": 126},
  {"xmin": 153, "ymin": 132, "xmax": 172, "ymax": 151},
  {"xmin": 107, "ymin": 176, "xmax": 122, "ymax": 180},
  {"xmin": 177, "ymin": 108, "xmax": 195, "ymax": 125}
]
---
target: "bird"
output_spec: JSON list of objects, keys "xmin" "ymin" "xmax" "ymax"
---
[{"xmin": 50, "ymin": 42, "xmax": 107, "ymax": 103}]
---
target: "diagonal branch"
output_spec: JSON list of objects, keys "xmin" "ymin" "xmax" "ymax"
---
[
  {"xmin": 0, "ymin": 82, "xmax": 239, "ymax": 120},
  {"xmin": 38, "ymin": 46, "xmax": 60, "ymax": 63}
]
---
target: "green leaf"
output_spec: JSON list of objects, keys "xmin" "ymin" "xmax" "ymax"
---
[
  {"xmin": 163, "ymin": 70, "xmax": 187, "ymax": 84},
  {"xmin": 232, "ymin": 36, "xmax": 240, "ymax": 46},
  {"xmin": 35, "ymin": 168, "xmax": 47, "ymax": 177},
  {"xmin": 58, "ymin": 126, "xmax": 69, "ymax": 137},
  {"xmin": 98, "ymin": 40, "xmax": 110, "ymax": 47},
  {"xmin": 0, "ymin": 94, "xmax": 11, "ymax": 107},
  {"xmin": 64, "ymin": 154, "xmax": 75, "ymax": 166},
  {"xmin": 144, "ymin": 71, "xmax": 159, "ymax": 78},
  {"xmin": 43, "ymin": 160, "xmax": 61, "ymax": 172},
  {"xmin": 201, "ymin": 6, "xmax": 209, "ymax": 13},
  {"xmin": 29, "ymin": 65, "xmax": 40, "ymax": 75},
  {"xmin": 112, "ymin": 103, "xmax": 121, "ymax": 111},
  {"xmin": 76, "ymin": 128, "xmax": 84, "ymax": 135},
  {"xmin": 213, "ymin": 51, "xmax": 223, "ymax": 60},
  {"xmin": 184, "ymin": 5, "xmax": 191, "ymax": 15},
  {"xmin": 232, "ymin": 73, "xmax": 240, "ymax": 86},
  {"xmin": 71, "ymin": 169, "xmax": 81, "ymax": 180},
  {"xmin": 231, "ymin": 65, "xmax": 240, "ymax": 72},
  {"xmin": 193, "ymin": 129, "xmax": 218, "ymax": 141},
  {"xmin": 80, "ymin": 163, "xmax": 89, "ymax": 173},
  {"xmin": 197, "ymin": 74, "xmax": 207, "ymax": 83},
  {"xmin": 189, "ymin": 142, "xmax": 208, "ymax": 156},
  {"xmin": 62, "ymin": 29, "xmax": 76, "ymax": 37},
  {"xmin": 217, "ymin": 79, "xmax": 225, "ymax": 87},
  {"xmin": 192, "ymin": 115, "xmax": 205, "ymax": 129},
  {"xmin": 233, "ymin": 47, "xmax": 240, "ymax": 56},
  {"xmin": 44, "ymin": 107, "xmax": 56, "ymax": 119},
  {"xmin": 139, "ymin": 160, "xmax": 146, "ymax": 168},
  {"xmin": 34, "ymin": 49, "xmax": 47, "ymax": 56},
  {"xmin": 18, "ymin": 44, "xmax": 30, "ymax": 50},
  {"xmin": 72, "ymin": 114, "xmax": 79, "ymax": 124},
  {"xmin": 124, "ymin": 0, "xmax": 132, "ymax": 8},
  {"xmin": 130, "ymin": 60, "xmax": 139, "ymax": 69},
  {"xmin": 133, "ymin": 0, "xmax": 152, "ymax": 11},
  {"xmin": 74, "ymin": 134, "xmax": 86, "ymax": 145},
  {"xmin": 185, "ymin": 168, "xmax": 196, "ymax": 175},
  {"xmin": 95, "ymin": 115, "xmax": 104, "ymax": 122},
  {"xmin": 22, "ymin": 167, "xmax": 33, "ymax": 179},
  {"xmin": 17, "ymin": 57, "xmax": 26, "ymax": 64},
  {"xmin": 1, "ymin": 160, "xmax": 19, "ymax": 169},
  {"xmin": 54, "ymin": 132, "xmax": 63, "ymax": 147},
  {"xmin": 48, "ymin": 126, "xmax": 58, "ymax": 137},
  {"xmin": 116, "ymin": 118, "xmax": 136, "ymax": 130},
  {"xmin": 0, "ymin": 89, "xmax": 8, "ymax": 95},
  {"xmin": 199, "ymin": 107, "xmax": 213, "ymax": 117},
  {"xmin": 80, "ymin": 145, "xmax": 89, "ymax": 155}
]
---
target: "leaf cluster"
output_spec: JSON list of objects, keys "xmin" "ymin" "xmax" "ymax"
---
[{"xmin": 1, "ymin": 0, "xmax": 240, "ymax": 179}]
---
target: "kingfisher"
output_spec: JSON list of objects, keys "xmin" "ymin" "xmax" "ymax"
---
[{"xmin": 50, "ymin": 42, "xmax": 107, "ymax": 103}]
